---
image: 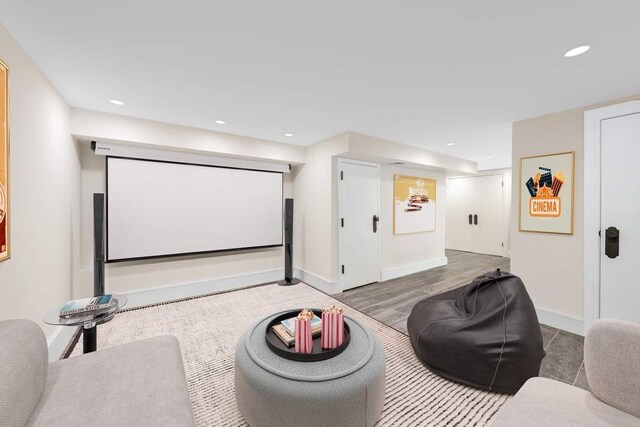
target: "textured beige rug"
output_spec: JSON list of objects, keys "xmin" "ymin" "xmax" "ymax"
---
[{"xmin": 69, "ymin": 283, "xmax": 509, "ymax": 426}]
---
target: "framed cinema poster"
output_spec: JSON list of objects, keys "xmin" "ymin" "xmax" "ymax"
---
[
  {"xmin": 0, "ymin": 59, "xmax": 8, "ymax": 261},
  {"xmin": 519, "ymin": 151, "xmax": 574, "ymax": 235}
]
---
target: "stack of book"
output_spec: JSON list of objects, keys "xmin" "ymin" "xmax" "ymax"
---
[
  {"xmin": 59, "ymin": 295, "xmax": 113, "ymax": 318},
  {"xmin": 272, "ymin": 314, "xmax": 321, "ymax": 347}
]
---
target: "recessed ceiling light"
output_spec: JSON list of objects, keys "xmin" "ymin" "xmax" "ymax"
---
[
  {"xmin": 446, "ymin": 143, "xmax": 456, "ymax": 146},
  {"xmin": 284, "ymin": 133, "xmax": 293, "ymax": 137},
  {"xmin": 215, "ymin": 120, "xmax": 226, "ymax": 125},
  {"xmin": 485, "ymin": 155, "xmax": 493, "ymax": 159},
  {"xmin": 110, "ymin": 99, "xmax": 125, "ymax": 106},
  {"xmin": 564, "ymin": 45, "xmax": 590, "ymax": 58}
]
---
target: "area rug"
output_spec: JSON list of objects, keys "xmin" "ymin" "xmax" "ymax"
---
[{"xmin": 68, "ymin": 283, "xmax": 509, "ymax": 426}]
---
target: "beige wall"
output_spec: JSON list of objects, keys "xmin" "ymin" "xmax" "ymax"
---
[
  {"xmin": 379, "ymin": 165, "xmax": 447, "ymax": 275},
  {"xmin": 0, "ymin": 24, "xmax": 81, "ymax": 339},
  {"xmin": 511, "ymin": 93, "xmax": 640, "ymax": 327}
]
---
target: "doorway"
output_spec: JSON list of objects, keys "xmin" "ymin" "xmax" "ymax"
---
[
  {"xmin": 585, "ymin": 101, "xmax": 640, "ymax": 330},
  {"xmin": 446, "ymin": 174, "xmax": 505, "ymax": 256},
  {"xmin": 337, "ymin": 159, "xmax": 379, "ymax": 290}
]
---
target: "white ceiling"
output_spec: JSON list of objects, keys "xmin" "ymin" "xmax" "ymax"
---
[{"xmin": 1, "ymin": 1, "xmax": 639, "ymax": 170}]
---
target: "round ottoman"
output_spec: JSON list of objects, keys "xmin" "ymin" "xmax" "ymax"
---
[{"xmin": 235, "ymin": 311, "xmax": 385, "ymax": 427}]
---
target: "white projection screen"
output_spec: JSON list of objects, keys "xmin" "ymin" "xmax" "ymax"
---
[{"xmin": 106, "ymin": 157, "xmax": 283, "ymax": 262}]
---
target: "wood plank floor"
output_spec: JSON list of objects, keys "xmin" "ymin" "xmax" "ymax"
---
[
  {"xmin": 333, "ymin": 249, "xmax": 588, "ymax": 391},
  {"xmin": 334, "ymin": 249, "xmax": 509, "ymax": 332}
]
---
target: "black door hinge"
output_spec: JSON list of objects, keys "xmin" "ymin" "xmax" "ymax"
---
[
  {"xmin": 501, "ymin": 242, "xmax": 504, "ymax": 247},
  {"xmin": 341, "ymin": 265, "xmax": 345, "ymax": 274},
  {"xmin": 340, "ymin": 171, "xmax": 344, "ymax": 180},
  {"xmin": 341, "ymin": 218, "xmax": 344, "ymax": 227}
]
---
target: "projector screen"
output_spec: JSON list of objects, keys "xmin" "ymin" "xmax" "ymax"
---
[{"xmin": 106, "ymin": 157, "xmax": 283, "ymax": 262}]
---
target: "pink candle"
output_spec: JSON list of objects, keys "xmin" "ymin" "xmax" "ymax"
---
[
  {"xmin": 294, "ymin": 310, "xmax": 314, "ymax": 353},
  {"xmin": 321, "ymin": 306, "xmax": 345, "ymax": 349}
]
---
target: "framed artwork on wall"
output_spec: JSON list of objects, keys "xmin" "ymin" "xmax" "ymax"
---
[
  {"xmin": 393, "ymin": 174, "xmax": 436, "ymax": 234},
  {"xmin": 519, "ymin": 151, "xmax": 574, "ymax": 235},
  {"xmin": 0, "ymin": 59, "xmax": 8, "ymax": 261}
]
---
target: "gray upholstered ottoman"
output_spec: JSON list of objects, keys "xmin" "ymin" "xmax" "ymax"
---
[{"xmin": 235, "ymin": 312, "xmax": 385, "ymax": 427}]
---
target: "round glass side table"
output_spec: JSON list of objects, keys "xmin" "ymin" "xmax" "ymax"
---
[{"xmin": 44, "ymin": 295, "xmax": 128, "ymax": 354}]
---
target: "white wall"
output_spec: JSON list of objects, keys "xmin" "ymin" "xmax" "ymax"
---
[
  {"xmin": 0, "ymin": 24, "xmax": 81, "ymax": 339},
  {"xmin": 74, "ymin": 123, "xmax": 469, "ymax": 297},
  {"xmin": 74, "ymin": 121, "xmax": 464, "ymax": 298},
  {"xmin": 71, "ymin": 108, "xmax": 305, "ymax": 165},
  {"xmin": 71, "ymin": 107, "xmax": 309, "ymax": 296},
  {"xmin": 69, "ymin": 107, "xmax": 309, "ymax": 298},
  {"xmin": 348, "ymin": 132, "xmax": 477, "ymax": 174},
  {"xmin": 0, "ymin": 34, "xmax": 474, "ymax": 326},
  {"xmin": 0, "ymin": 21, "xmax": 471, "ymax": 342},
  {"xmin": 292, "ymin": 131, "xmax": 473, "ymax": 293},
  {"xmin": 379, "ymin": 165, "xmax": 447, "ymax": 280},
  {"xmin": 292, "ymin": 133, "xmax": 349, "ymax": 287},
  {"xmin": 77, "ymin": 142, "xmax": 292, "ymax": 297}
]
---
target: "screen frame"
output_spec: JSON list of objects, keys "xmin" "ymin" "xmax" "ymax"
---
[{"xmin": 105, "ymin": 155, "xmax": 284, "ymax": 263}]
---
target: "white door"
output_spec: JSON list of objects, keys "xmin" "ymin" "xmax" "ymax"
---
[
  {"xmin": 446, "ymin": 177, "xmax": 474, "ymax": 252},
  {"xmin": 599, "ymin": 112, "xmax": 640, "ymax": 322},
  {"xmin": 338, "ymin": 159, "xmax": 379, "ymax": 290},
  {"xmin": 472, "ymin": 175, "xmax": 504, "ymax": 256},
  {"xmin": 446, "ymin": 174, "xmax": 504, "ymax": 256}
]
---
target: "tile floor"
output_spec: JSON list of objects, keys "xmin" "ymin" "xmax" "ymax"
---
[{"xmin": 334, "ymin": 249, "xmax": 589, "ymax": 391}]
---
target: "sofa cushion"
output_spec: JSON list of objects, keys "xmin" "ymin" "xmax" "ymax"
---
[
  {"xmin": 0, "ymin": 320, "xmax": 48, "ymax": 427},
  {"xmin": 585, "ymin": 319, "xmax": 640, "ymax": 418},
  {"xmin": 26, "ymin": 335, "xmax": 194, "ymax": 427},
  {"xmin": 491, "ymin": 378, "xmax": 640, "ymax": 426}
]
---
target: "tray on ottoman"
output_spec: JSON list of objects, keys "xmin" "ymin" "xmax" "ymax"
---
[{"xmin": 265, "ymin": 309, "xmax": 350, "ymax": 362}]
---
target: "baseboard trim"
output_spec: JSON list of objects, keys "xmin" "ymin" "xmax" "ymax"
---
[
  {"xmin": 47, "ymin": 268, "xmax": 284, "ymax": 359},
  {"xmin": 121, "ymin": 268, "xmax": 284, "ymax": 309},
  {"xmin": 380, "ymin": 256, "xmax": 448, "ymax": 281},
  {"xmin": 293, "ymin": 268, "xmax": 341, "ymax": 294},
  {"xmin": 536, "ymin": 307, "xmax": 584, "ymax": 336}
]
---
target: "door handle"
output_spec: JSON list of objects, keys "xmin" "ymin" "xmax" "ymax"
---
[
  {"xmin": 373, "ymin": 215, "xmax": 379, "ymax": 233},
  {"xmin": 473, "ymin": 214, "xmax": 478, "ymax": 225},
  {"xmin": 468, "ymin": 214, "xmax": 473, "ymax": 225},
  {"xmin": 605, "ymin": 226, "xmax": 619, "ymax": 258}
]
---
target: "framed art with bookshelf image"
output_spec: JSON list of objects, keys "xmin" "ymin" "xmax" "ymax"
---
[
  {"xmin": 0, "ymin": 59, "xmax": 9, "ymax": 262},
  {"xmin": 519, "ymin": 151, "xmax": 575, "ymax": 235}
]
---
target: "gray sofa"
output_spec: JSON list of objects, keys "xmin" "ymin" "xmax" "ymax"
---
[
  {"xmin": 0, "ymin": 319, "xmax": 194, "ymax": 427},
  {"xmin": 492, "ymin": 319, "xmax": 640, "ymax": 426}
]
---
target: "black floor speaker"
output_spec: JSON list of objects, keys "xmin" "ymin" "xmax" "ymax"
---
[
  {"xmin": 93, "ymin": 193, "xmax": 106, "ymax": 296},
  {"xmin": 278, "ymin": 198, "xmax": 300, "ymax": 286}
]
